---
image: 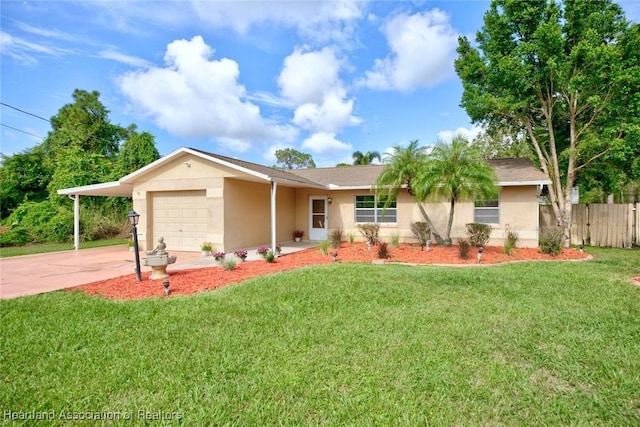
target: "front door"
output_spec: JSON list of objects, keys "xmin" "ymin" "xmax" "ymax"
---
[{"xmin": 309, "ymin": 197, "xmax": 328, "ymax": 241}]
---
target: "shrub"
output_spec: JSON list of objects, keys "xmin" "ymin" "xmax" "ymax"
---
[
  {"xmin": 410, "ymin": 222, "xmax": 431, "ymax": 247},
  {"xmin": 458, "ymin": 238, "xmax": 471, "ymax": 259},
  {"xmin": 504, "ymin": 231, "xmax": 518, "ymax": 255},
  {"xmin": 5, "ymin": 200, "xmax": 74, "ymax": 243},
  {"xmin": 378, "ymin": 241, "xmax": 390, "ymax": 259},
  {"xmin": 390, "ymin": 232, "xmax": 400, "ymax": 247},
  {"xmin": 80, "ymin": 211, "xmax": 122, "ymax": 242},
  {"xmin": 319, "ymin": 239, "xmax": 330, "ymax": 255},
  {"xmin": 265, "ymin": 251, "xmax": 276, "ymax": 263},
  {"xmin": 0, "ymin": 226, "xmax": 32, "ymax": 246},
  {"xmin": 330, "ymin": 228, "xmax": 343, "ymax": 249},
  {"xmin": 348, "ymin": 232, "xmax": 355, "ymax": 244},
  {"xmin": 223, "ymin": 259, "xmax": 237, "ymax": 271},
  {"xmin": 357, "ymin": 223, "xmax": 379, "ymax": 246},
  {"xmin": 466, "ymin": 223, "xmax": 491, "ymax": 248},
  {"xmin": 539, "ymin": 228, "xmax": 563, "ymax": 256}
]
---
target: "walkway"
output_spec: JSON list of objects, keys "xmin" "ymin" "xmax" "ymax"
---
[{"xmin": 0, "ymin": 241, "xmax": 316, "ymax": 299}]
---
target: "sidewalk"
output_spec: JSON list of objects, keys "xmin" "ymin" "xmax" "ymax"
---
[{"xmin": 0, "ymin": 241, "xmax": 316, "ymax": 299}]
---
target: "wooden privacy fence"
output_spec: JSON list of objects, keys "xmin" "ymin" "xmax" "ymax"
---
[{"xmin": 540, "ymin": 203, "xmax": 639, "ymax": 248}]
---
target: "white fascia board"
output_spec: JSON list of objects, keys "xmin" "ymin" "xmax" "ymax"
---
[
  {"xmin": 119, "ymin": 147, "xmax": 272, "ymax": 183},
  {"xmin": 272, "ymin": 177, "xmax": 326, "ymax": 189},
  {"xmin": 498, "ymin": 180, "xmax": 551, "ymax": 187},
  {"xmin": 57, "ymin": 181, "xmax": 133, "ymax": 196},
  {"xmin": 327, "ymin": 184, "xmax": 373, "ymax": 191}
]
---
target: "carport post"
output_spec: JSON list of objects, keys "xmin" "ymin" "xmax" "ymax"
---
[
  {"xmin": 271, "ymin": 181, "xmax": 277, "ymax": 254},
  {"xmin": 68, "ymin": 195, "xmax": 80, "ymax": 251}
]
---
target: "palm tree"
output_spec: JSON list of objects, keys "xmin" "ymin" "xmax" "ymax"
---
[
  {"xmin": 373, "ymin": 140, "xmax": 447, "ymax": 245},
  {"xmin": 352, "ymin": 150, "xmax": 382, "ymax": 165},
  {"xmin": 418, "ymin": 135, "xmax": 497, "ymax": 245}
]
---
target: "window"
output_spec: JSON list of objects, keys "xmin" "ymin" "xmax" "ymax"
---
[
  {"xmin": 355, "ymin": 195, "xmax": 397, "ymax": 223},
  {"xmin": 474, "ymin": 198, "xmax": 499, "ymax": 224}
]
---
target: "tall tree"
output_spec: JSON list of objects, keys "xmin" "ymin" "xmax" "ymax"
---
[
  {"xmin": 274, "ymin": 148, "xmax": 316, "ymax": 169},
  {"xmin": 472, "ymin": 126, "xmax": 534, "ymax": 160},
  {"xmin": 374, "ymin": 140, "xmax": 447, "ymax": 245},
  {"xmin": 455, "ymin": 0, "xmax": 640, "ymax": 246},
  {"xmin": 113, "ymin": 130, "xmax": 160, "ymax": 179},
  {"xmin": 0, "ymin": 146, "xmax": 52, "ymax": 218},
  {"xmin": 418, "ymin": 136, "xmax": 497, "ymax": 245},
  {"xmin": 45, "ymin": 89, "xmax": 127, "ymax": 160},
  {"xmin": 352, "ymin": 150, "xmax": 382, "ymax": 165}
]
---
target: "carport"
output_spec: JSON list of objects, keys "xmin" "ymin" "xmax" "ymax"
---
[{"xmin": 57, "ymin": 181, "xmax": 133, "ymax": 250}]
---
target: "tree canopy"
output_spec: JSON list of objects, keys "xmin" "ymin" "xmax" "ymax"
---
[
  {"xmin": 455, "ymin": 0, "xmax": 640, "ymax": 244},
  {"xmin": 418, "ymin": 136, "xmax": 497, "ymax": 245},
  {"xmin": 0, "ymin": 89, "xmax": 160, "ymax": 245},
  {"xmin": 352, "ymin": 151, "xmax": 382, "ymax": 165},
  {"xmin": 374, "ymin": 138, "xmax": 496, "ymax": 246},
  {"xmin": 273, "ymin": 148, "xmax": 316, "ymax": 169}
]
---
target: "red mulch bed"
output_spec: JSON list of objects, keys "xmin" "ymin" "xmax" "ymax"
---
[{"xmin": 69, "ymin": 243, "xmax": 590, "ymax": 300}]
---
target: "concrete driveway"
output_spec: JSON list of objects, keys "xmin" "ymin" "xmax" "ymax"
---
[
  {"xmin": 0, "ymin": 241, "xmax": 317, "ymax": 299},
  {"xmin": 0, "ymin": 246, "xmax": 210, "ymax": 299}
]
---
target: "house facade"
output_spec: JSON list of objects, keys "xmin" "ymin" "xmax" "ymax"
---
[{"xmin": 59, "ymin": 147, "xmax": 550, "ymax": 252}]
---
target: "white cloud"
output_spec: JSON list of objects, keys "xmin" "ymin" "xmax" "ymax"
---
[
  {"xmin": 117, "ymin": 36, "xmax": 296, "ymax": 149},
  {"xmin": 98, "ymin": 49, "xmax": 153, "ymax": 68},
  {"xmin": 359, "ymin": 9, "xmax": 459, "ymax": 92},
  {"xmin": 293, "ymin": 95, "xmax": 362, "ymax": 133},
  {"xmin": 301, "ymin": 132, "xmax": 352, "ymax": 155},
  {"xmin": 278, "ymin": 47, "xmax": 362, "ymax": 134},
  {"xmin": 94, "ymin": 0, "xmax": 366, "ymax": 44},
  {"xmin": 278, "ymin": 47, "xmax": 343, "ymax": 105},
  {"xmin": 437, "ymin": 125, "xmax": 484, "ymax": 143},
  {"xmin": 0, "ymin": 30, "xmax": 73, "ymax": 65},
  {"xmin": 190, "ymin": 0, "xmax": 366, "ymax": 44}
]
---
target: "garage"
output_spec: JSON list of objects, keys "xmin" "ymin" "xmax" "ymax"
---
[{"xmin": 151, "ymin": 190, "xmax": 208, "ymax": 251}]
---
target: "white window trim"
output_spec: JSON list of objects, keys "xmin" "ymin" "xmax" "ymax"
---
[
  {"xmin": 354, "ymin": 195, "xmax": 397, "ymax": 224},
  {"xmin": 474, "ymin": 196, "xmax": 500, "ymax": 225}
]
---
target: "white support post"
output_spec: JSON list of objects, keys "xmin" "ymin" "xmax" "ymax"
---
[
  {"xmin": 271, "ymin": 181, "xmax": 277, "ymax": 254},
  {"xmin": 68, "ymin": 195, "xmax": 80, "ymax": 251}
]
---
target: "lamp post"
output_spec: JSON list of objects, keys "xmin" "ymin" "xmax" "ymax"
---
[{"xmin": 128, "ymin": 210, "xmax": 142, "ymax": 282}]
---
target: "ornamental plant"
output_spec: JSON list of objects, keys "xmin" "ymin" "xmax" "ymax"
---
[
  {"xmin": 212, "ymin": 251, "xmax": 225, "ymax": 261},
  {"xmin": 201, "ymin": 242, "xmax": 213, "ymax": 252},
  {"xmin": 233, "ymin": 249, "xmax": 248, "ymax": 261},
  {"xmin": 293, "ymin": 230, "xmax": 304, "ymax": 239},
  {"xmin": 466, "ymin": 223, "xmax": 491, "ymax": 248},
  {"xmin": 357, "ymin": 223, "xmax": 379, "ymax": 246},
  {"xmin": 256, "ymin": 246, "xmax": 270, "ymax": 257},
  {"xmin": 223, "ymin": 259, "xmax": 237, "ymax": 271},
  {"xmin": 539, "ymin": 228, "xmax": 563, "ymax": 256}
]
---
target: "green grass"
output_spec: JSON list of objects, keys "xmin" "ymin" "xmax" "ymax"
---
[
  {"xmin": 0, "ymin": 239, "xmax": 127, "ymax": 258},
  {"xmin": 1, "ymin": 248, "xmax": 639, "ymax": 425}
]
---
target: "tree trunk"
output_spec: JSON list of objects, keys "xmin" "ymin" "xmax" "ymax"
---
[
  {"xmin": 445, "ymin": 198, "xmax": 455, "ymax": 246},
  {"xmin": 416, "ymin": 202, "xmax": 447, "ymax": 246}
]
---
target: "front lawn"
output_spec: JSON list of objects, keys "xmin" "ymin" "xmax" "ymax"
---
[{"xmin": 1, "ymin": 248, "xmax": 638, "ymax": 425}]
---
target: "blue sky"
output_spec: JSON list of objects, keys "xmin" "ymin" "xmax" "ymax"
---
[{"xmin": 2, "ymin": 1, "xmax": 639, "ymax": 167}]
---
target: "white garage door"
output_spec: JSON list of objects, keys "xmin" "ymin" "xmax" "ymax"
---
[{"xmin": 152, "ymin": 191, "xmax": 208, "ymax": 251}]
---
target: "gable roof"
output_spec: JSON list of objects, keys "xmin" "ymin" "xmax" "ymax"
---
[
  {"xmin": 58, "ymin": 147, "xmax": 549, "ymax": 197},
  {"xmin": 289, "ymin": 157, "xmax": 550, "ymax": 188}
]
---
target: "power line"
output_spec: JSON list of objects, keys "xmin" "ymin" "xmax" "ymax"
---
[
  {"xmin": 0, "ymin": 123, "xmax": 45, "ymax": 140},
  {"xmin": 1, "ymin": 102, "xmax": 51, "ymax": 123}
]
